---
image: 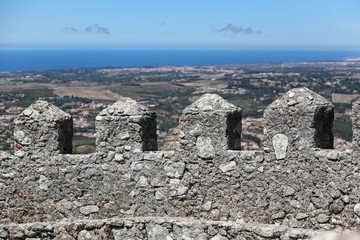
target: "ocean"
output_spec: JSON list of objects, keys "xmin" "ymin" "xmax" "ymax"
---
[{"xmin": 1, "ymin": 50, "xmax": 360, "ymax": 72}]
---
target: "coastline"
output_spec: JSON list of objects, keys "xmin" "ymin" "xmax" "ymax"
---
[{"xmin": 1, "ymin": 50, "xmax": 360, "ymax": 72}]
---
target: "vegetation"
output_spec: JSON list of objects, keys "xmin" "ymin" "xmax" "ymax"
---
[
  {"xmin": 1, "ymin": 61, "xmax": 359, "ymax": 151},
  {"xmin": 333, "ymin": 116, "xmax": 353, "ymax": 142},
  {"xmin": 72, "ymin": 136, "xmax": 96, "ymax": 154}
]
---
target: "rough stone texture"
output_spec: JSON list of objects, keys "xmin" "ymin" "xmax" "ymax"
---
[
  {"xmin": 79, "ymin": 205, "xmax": 100, "ymax": 216},
  {"xmin": 1, "ymin": 89, "xmax": 360, "ymax": 237},
  {"xmin": 0, "ymin": 217, "xmax": 340, "ymax": 240},
  {"xmin": 264, "ymin": 87, "xmax": 334, "ymax": 155},
  {"xmin": 353, "ymin": 101, "xmax": 360, "ymax": 154},
  {"xmin": 272, "ymin": 133, "xmax": 289, "ymax": 160},
  {"xmin": 146, "ymin": 223, "xmax": 170, "ymax": 240},
  {"xmin": 95, "ymin": 97, "xmax": 157, "ymax": 163},
  {"xmin": 0, "ymin": 217, "xmax": 358, "ymax": 239},
  {"xmin": 179, "ymin": 93, "xmax": 242, "ymax": 162},
  {"xmin": 13, "ymin": 100, "xmax": 73, "ymax": 159}
]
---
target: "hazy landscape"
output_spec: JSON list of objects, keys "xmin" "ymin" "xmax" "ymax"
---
[
  {"xmin": 3, "ymin": 1, "xmax": 360, "ymax": 238},
  {"xmin": 1, "ymin": 60, "xmax": 359, "ymax": 153}
]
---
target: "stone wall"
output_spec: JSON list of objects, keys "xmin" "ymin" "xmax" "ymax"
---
[
  {"xmin": 1, "ymin": 88, "xmax": 360, "ymax": 238},
  {"xmin": 0, "ymin": 217, "xmax": 322, "ymax": 240},
  {"xmin": 13, "ymin": 100, "xmax": 73, "ymax": 159},
  {"xmin": 353, "ymin": 101, "xmax": 360, "ymax": 155}
]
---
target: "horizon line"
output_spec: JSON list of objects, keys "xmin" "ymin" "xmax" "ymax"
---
[{"xmin": 2, "ymin": 49, "xmax": 360, "ymax": 51}]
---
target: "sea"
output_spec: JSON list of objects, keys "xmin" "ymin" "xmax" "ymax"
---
[{"xmin": 1, "ymin": 50, "xmax": 360, "ymax": 72}]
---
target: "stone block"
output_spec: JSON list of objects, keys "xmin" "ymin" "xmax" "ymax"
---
[
  {"xmin": 13, "ymin": 100, "xmax": 73, "ymax": 158},
  {"xmin": 95, "ymin": 97, "xmax": 157, "ymax": 159},
  {"xmin": 264, "ymin": 87, "xmax": 334, "ymax": 157},
  {"xmin": 179, "ymin": 94, "xmax": 242, "ymax": 160}
]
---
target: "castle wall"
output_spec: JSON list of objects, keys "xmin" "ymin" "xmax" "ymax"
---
[
  {"xmin": 1, "ymin": 88, "xmax": 360, "ymax": 233},
  {"xmin": 353, "ymin": 101, "xmax": 360, "ymax": 154},
  {"xmin": 0, "ymin": 217, "xmax": 321, "ymax": 240}
]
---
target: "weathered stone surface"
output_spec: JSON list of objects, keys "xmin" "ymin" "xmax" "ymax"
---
[
  {"xmin": 79, "ymin": 205, "xmax": 100, "ymax": 216},
  {"xmin": 272, "ymin": 134, "xmax": 288, "ymax": 160},
  {"xmin": 254, "ymin": 225, "xmax": 274, "ymax": 238},
  {"xmin": 0, "ymin": 217, "xmax": 347, "ymax": 240},
  {"xmin": 112, "ymin": 227, "xmax": 143, "ymax": 240},
  {"xmin": 196, "ymin": 136, "xmax": 215, "ymax": 159},
  {"xmin": 354, "ymin": 203, "xmax": 360, "ymax": 217},
  {"xmin": 264, "ymin": 87, "xmax": 334, "ymax": 153},
  {"xmin": 316, "ymin": 214, "xmax": 330, "ymax": 223},
  {"xmin": 179, "ymin": 93, "xmax": 242, "ymax": 162},
  {"xmin": 9, "ymin": 229, "xmax": 24, "ymax": 239},
  {"xmin": 0, "ymin": 229, "xmax": 7, "ymax": 238},
  {"xmin": 137, "ymin": 176, "xmax": 149, "ymax": 187},
  {"xmin": 1, "ymin": 90, "xmax": 360, "ymax": 235},
  {"xmin": 146, "ymin": 224, "xmax": 170, "ymax": 240},
  {"xmin": 77, "ymin": 230, "xmax": 106, "ymax": 240},
  {"xmin": 353, "ymin": 101, "xmax": 360, "ymax": 154},
  {"xmin": 0, "ymin": 150, "xmax": 11, "ymax": 160},
  {"xmin": 219, "ymin": 161, "xmax": 237, "ymax": 173},
  {"xmin": 296, "ymin": 213, "xmax": 308, "ymax": 220},
  {"xmin": 327, "ymin": 150, "xmax": 339, "ymax": 161},
  {"xmin": 289, "ymin": 219, "xmax": 298, "ymax": 228},
  {"xmin": 202, "ymin": 201, "xmax": 212, "ymax": 211},
  {"xmin": 96, "ymin": 97, "xmax": 157, "ymax": 160},
  {"xmin": 210, "ymin": 233, "xmax": 228, "ymax": 240},
  {"xmin": 164, "ymin": 161, "xmax": 185, "ymax": 178},
  {"xmin": 13, "ymin": 100, "xmax": 73, "ymax": 158},
  {"xmin": 329, "ymin": 199, "xmax": 345, "ymax": 214},
  {"xmin": 283, "ymin": 186, "xmax": 296, "ymax": 197}
]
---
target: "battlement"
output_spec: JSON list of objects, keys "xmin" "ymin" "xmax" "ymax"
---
[
  {"xmin": 1, "ymin": 87, "xmax": 360, "ymax": 239},
  {"xmin": 12, "ymin": 87, "xmax": 355, "ymax": 161}
]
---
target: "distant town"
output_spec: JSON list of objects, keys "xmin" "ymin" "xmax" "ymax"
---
[{"xmin": 1, "ymin": 60, "xmax": 359, "ymax": 153}]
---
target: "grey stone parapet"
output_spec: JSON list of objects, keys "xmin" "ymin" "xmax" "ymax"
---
[
  {"xmin": 353, "ymin": 101, "xmax": 360, "ymax": 154},
  {"xmin": 2, "ymin": 216, "xmax": 360, "ymax": 239},
  {"xmin": 179, "ymin": 94, "xmax": 242, "ymax": 161},
  {"xmin": 95, "ymin": 97, "xmax": 157, "ymax": 162},
  {"xmin": 264, "ymin": 87, "xmax": 334, "ymax": 159},
  {"xmin": 13, "ymin": 100, "xmax": 73, "ymax": 159},
  {"xmin": 0, "ymin": 216, "xmax": 334, "ymax": 240},
  {"xmin": 3, "ymin": 89, "xmax": 360, "ymax": 232}
]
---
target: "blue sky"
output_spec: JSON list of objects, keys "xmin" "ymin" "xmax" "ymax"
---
[{"xmin": 1, "ymin": 0, "xmax": 360, "ymax": 50}]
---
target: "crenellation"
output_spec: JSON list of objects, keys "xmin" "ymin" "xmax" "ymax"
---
[
  {"xmin": 179, "ymin": 93, "xmax": 242, "ymax": 162},
  {"xmin": 95, "ymin": 97, "xmax": 157, "ymax": 163},
  {"xmin": 264, "ymin": 87, "xmax": 334, "ymax": 160},
  {"xmin": 1, "ymin": 88, "xmax": 360, "ymax": 238},
  {"xmin": 13, "ymin": 100, "xmax": 73, "ymax": 159}
]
